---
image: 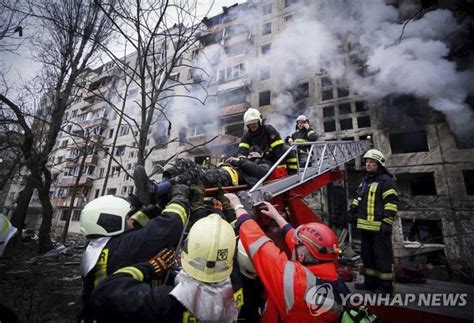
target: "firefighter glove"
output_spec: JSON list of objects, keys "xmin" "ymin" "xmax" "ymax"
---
[
  {"xmin": 141, "ymin": 204, "xmax": 162, "ymax": 219},
  {"xmin": 189, "ymin": 183, "xmax": 205, "ymax": 210},
  {"xmin": 170, "ymin": 184, "xmax": 189, "ymax": 199},
  {"xmin": 380, "ymin": 222, "xmax": 392, "ymax": 235},
  {"xmin": 148, "ymin": 248, "xmax": 175, "ymax": 279}
]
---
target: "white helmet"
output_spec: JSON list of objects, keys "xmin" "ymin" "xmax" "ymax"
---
[
  {"xmin": 181, "ymin": 213, "xmax": 236, "ymax": 283},
  {"xmin": 243, "ymin": 108, "xmax": 262, "ymax": 126},
  {"xmin": 80, "ymin": 195, "xmax": 130, "ymax": 238},
  {"xmin": 296, "ymin": 114, "xmax": 308, "ymax": 122},
  {"xmin": 0, "ymin": 214, "xmax": 17, "ymax": 257},
  {"xmin": 237, "ymin": 239, "xmax": 256, "ymax": 279},
  {"xmin": 363, "ymin": 149, "xmax": 386, "ymax": 166}
]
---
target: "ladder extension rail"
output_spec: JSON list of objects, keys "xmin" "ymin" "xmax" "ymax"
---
[{"xmin": 246, "ymin": 140, "xmax": 371, "ymax": 205}]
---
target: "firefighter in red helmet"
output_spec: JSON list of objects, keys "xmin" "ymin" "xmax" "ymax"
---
[{"xmin": 225, "ymin": 193, "xmax": 349, "ymax": 322}]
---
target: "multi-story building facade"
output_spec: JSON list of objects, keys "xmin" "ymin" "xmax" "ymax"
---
[{"xmin": 3, "ymin": 0, "xmax": 473, "ymax": 278}]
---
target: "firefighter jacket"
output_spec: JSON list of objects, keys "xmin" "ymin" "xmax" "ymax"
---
[
  {"xmin": 350, "ymin": 171, "xmax": 399, "ymax": 232},
  {"xmin": 289, "ymin": 127, "xmax": 318, "ymax": 154},
  {"xmin": 90, "ymin": 260, "xmax": 244, "ymax": 323},
  {"xmin": 238, "ymin": 124, "xmax": 298, "ymax": 172},
  {"xmin": 79, "ymin": 198, "xmax": 189, "ymax": 322},
  {"xmin": 237, "ymin": 215, "xmax": 342, "ymax": 322}
]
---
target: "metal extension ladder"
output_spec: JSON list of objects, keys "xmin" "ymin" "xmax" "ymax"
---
[{"xmin": 243, "ymin": 140, "xmax": 371, "ymax": 206}]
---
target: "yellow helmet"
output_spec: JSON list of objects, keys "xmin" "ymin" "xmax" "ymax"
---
[
  {"xmin": 243, "ymin": 108, "xmax": 262, "ymax": 126},
  {"xmin": 80, "ymin": 195, "xmax": 130, "ymax": 238},
  {"xmin": 181, "ymin": 213, "xmax": 236, "ymax": 283},
  {"xmin": 363, "ymin": 149, "xmax": 386, "ymax": 166},
  {"xmin": 0, "ymin": 214, "xmax": 17, "ymax": 257}
]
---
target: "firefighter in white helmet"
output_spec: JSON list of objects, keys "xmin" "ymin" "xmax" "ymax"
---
[
  {"xmin": 90, "ymin": 214, "xmax": 242, "ymax": 322},
  {"xmin": 348, "ymin": 149, "xmax": 399, "ymax": 294},
  {"xmin": 238, "ymin": 108, "xmax": 298, "ymax": 174},
  {"xmin": 78, "ymin": 185, "xmax": 190, "ymax": 322},
  {"xmin": 286, "ymin": 114, "xmax": 318, "ymax": 166},
  {"xmin": 0, "ymin": 214, "xmax": 17, "ymax": 257}
]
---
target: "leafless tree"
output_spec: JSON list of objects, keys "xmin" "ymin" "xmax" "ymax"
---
[
  {"xmin": 0, "ymin": 0, "xmax": 116, "ymax": 252},
  {"xmin": 93, "ymin": 0, "xmax": 213, "ymax": 168}
]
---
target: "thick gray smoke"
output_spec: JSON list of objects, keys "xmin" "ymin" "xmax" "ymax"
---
[{"xmin": 173, "ymin": 0, "xmax": 473, "ymax": 146}]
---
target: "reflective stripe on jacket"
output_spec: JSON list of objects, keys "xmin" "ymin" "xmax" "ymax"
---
[
  {"xmin": 350, "ymin": 172, "xmax": 398, "ymax": 232},
  {"xmin": 239, "ymin": 218, "xmax": 341, "ymax": 322}
]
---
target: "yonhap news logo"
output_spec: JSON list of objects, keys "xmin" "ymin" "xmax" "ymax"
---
[
  {"xmin": 304, "ymin": 283, "xmax": 468, "ymax": 317},
  {"xmin": 305, "ymin": 283, "xmax": 336, "ymax": 316}
]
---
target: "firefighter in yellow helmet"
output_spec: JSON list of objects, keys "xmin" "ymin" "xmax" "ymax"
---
[
  {"xmin": 90, "ymin": 214, "xmax": 242, "ymax": 322},
  {"xmin": 238, "ymin": 108, "xmax": 298, "ymax": 174},
  {"xmin": 78, "ymin": 185, "xmax": 190, "ymax": 322},
  {"xmin": 348, "ymin": 149, "xmax": 399, "ymax": 294}
]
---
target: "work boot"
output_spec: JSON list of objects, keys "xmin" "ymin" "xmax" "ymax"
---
[
  {"xmin": 354, "ymin": 283, "xmax": 377, "ymax": 291},
  {"xmin": 134, "ymin": 165, "xmax": 154, "ymax": 205}
]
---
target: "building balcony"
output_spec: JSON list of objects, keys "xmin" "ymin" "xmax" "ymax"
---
[
  {"xmin": 217, "ymin": 102, "xmax": 248, "ymax": 118},
  {"xmin": 57, "ymin": 175, "xmax": 95, "ymax": 187},
  {"xmin": 83, "ymin": 117, "xmax": 108, "ymax": 129},
  {"xmin": 217, "ymin": 77, "xmax": 251, "ymax": 93},
  {"xmin": 52, "ymin": 196, "xmax": 88, "ymax": 208}
]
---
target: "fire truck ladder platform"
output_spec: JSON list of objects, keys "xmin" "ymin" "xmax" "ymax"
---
[{"xmin": 244, "ymin": 140, "xmax": 371, "ymax": 206}]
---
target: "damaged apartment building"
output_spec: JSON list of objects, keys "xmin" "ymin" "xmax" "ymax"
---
[{"xmin": 2, "ymin": 0, "xmax": 474, "ymax": 280}]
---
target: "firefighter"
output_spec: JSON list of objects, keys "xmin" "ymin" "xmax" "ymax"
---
[
  {"xmin": 286, "ymin": 114, "xmax": 318, "ymax": 167},
  {"xmin": 134, "ymin": 146, "xmax": 273, "ymax": 206},
  {"xmin": 238, "ymin": 108, "xmax": 298, "ymax": 174},
  {"xmin": 78, "ymin": 184, "xmax": 189, "ymax": 322},
  {"xmin": 348, "ymin": 149, "xmax": 398, "ymax": 294},
  {"xmin": 90, "ymin": 214, "xmax": 242, "ymax": 322},
  {"xmin": 225, "ymin": 193, "xmax": 348, "ymax": 322}
]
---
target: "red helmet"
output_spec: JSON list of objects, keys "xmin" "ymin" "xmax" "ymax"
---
[{"xmin": 292, "ymin": 222, "xmax": 341, "ymax": 262}]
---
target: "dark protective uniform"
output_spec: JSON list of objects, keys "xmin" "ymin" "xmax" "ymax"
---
[
  {"xmin": 79, "ymin": 197, "xmax": 189, "ymax": 322},
  {"xmin": 238, "ymin": 124, "xmax": 298, "ymax": 174},
  {"xmin": 288, "ymin": 127, "xmax": 318, "ymax": 166},
  {"xmin": 90, "ymin": 260, "xmax": 244, "ymax": 323},
  {"xmin": 172, "ymin": 157, "xmax": 273, "ymax": 187},
  {"xmin": 350, "ymin": 170, "xmax": 399, "ymax": 293}
]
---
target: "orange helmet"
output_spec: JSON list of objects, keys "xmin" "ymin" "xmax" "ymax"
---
[{"xmin": 292, "ymin": 222, "xmax": 341, "ymax": 262}]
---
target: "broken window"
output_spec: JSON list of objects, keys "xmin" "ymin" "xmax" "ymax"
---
[
  {"xmin": 262, "ymin": 3, "xmax": 272, "ymax": 15},
  {"xmin": 340, "ymin": 118, "xmax": 353, "ymax": 130},
  {"xmin": 320, "ymin": 76, "xmax": 332, "ymax": 87},
  {"xmin": 323, "ymin": 106, "xmax": 335, "ymax": 118},
  {"xmin": 342, "ymin": 136, "xmax": 354, "ymax": 141},
  {"xmin": 389, "ymin": 130, "xmax": 429, "ymax": 154},
  {"xmin": 337, "ymin": 87, "xmax": 349, "ymax": 98},
  {"xmin": 355, "ymin": 101, "xmax": 368, "ymax": 112},
  {"xmin": 322, "ymin": 89, "xmax": 333, "ymax": 101},
  {"xmin": 284, "ymin": 15, "xmax": 294, "ymax": 24},
  {"xmin": 289, "ymin": 82, "xmax": 309, "ymax": 101},
  {"xmin": 225, "ymin": 122, "xmax": 245, "ymax": 137},
  {"xmin": 338, "ymin": 103, "xmax": 351, "ymax": 115},
  {"xmin": 217, "ymin": 86, "xmax": 248, "ymax": 107},
  {"xmin": 462, "ymin": 170, "xmax": 474, "ymax": 195},
  {"xmin": 357, "ymin": 116, "xmax": 371, "ymax": 128},
  {"xmin": 262, "ymin": 22, "xmax": 271, "ymax": 35},
  {"xmin": 401, "ymin": 219, "xmax": 444, "ymax": 244},
  {"xmin": 324, "ymin": 120, "xmax": 336, "ymax": 132},
  {"xmin": 261, "ymin": 43, "xmax": 271, "ymax": 55},
  {"xmin": 396, "ymin": 172, "xmax": 437, "ymax": 196},
  {"xmin": 107, "ymin": 188, "xmax": 117, "ymax": 195},
  {"xmin": 285, "ymin": 0, "xmax": 298, "ymax": 6},
  {"xmin": 115, "ymin": 146, "xmax": 125, "ymax": 156},
  {"xmin": 260, "ymin": 67, "xmax": 271, "ymax": 81},
  {"xmin": 259, "ymin": 90, "xmax": 271, "ymax": 106}
]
